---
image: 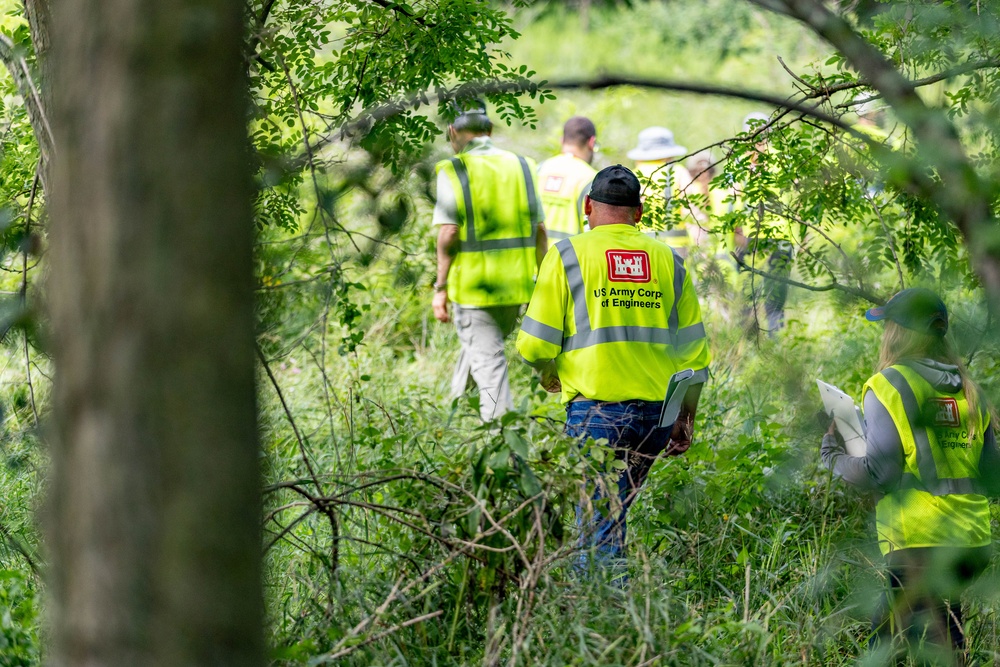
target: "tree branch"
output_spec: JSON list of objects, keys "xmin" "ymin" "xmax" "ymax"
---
[
  {"xmin": 310, "ymin": 74, "xmax": 874, "ymax": 171},
  {"xmin": 366, "ymin": 0, "xmax": 430, "ymax": 27},
  {"xmin": 747, "ymin": 0, "xmax": 1000, "ymax": 313},
  {"xmin": 0, "ymin": 33, "xmax": 53, "ymax": 188},
  {"xmin": 732, "ymin": 252, "xmax": 880, "ymax": 303},
  {"xmin": 821, "ymin": 58, "xmax": 1000, "ymax": 105}
]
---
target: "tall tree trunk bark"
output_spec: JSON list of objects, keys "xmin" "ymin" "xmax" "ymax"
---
[{"xmin": 46, "ymin": 0, "xmax": 262, "ymax": 664}]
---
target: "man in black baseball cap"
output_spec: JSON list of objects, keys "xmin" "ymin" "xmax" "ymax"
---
[
  {"xmin": 517, "ymin": 163, "xmax": 710, "ymax": 582},
  {"xmin": 588, "ymin": 164, "xmax": 642, "ymax": 208},
  {"xmin": 865, "ymin": 287, "xmax": 949, "ymax": 337}
]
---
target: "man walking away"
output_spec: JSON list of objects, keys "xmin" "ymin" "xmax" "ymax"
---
[
  {"xmin": 432, "ymin": 100, "xmax": 548, "ymax": 422},
  {"xmin": 516, "ymin": 165, "xmax": 710, "ymax": 582},
  {"xmin": 538, "ymin": 116, "xmax": 598, "ymax": 247}
]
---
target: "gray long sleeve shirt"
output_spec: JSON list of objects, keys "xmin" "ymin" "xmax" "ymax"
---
[{"xmin": 821, "ymin": 359, "xmax": 1000, "ymax": 496}]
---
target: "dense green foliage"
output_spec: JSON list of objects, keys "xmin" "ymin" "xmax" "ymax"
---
[{"xmin": 1, "ymin": 0, "xmax": 1000, "ymax": 664}]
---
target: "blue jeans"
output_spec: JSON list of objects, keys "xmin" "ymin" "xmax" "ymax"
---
[{"xmin": 565, "ymin": 400, "xmax": 668, "ymax": 574}]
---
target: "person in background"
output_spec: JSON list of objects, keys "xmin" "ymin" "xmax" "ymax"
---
[
  {"xmin": 432, "ymin": 100, "xmax": 548, "ymax": 422},
  {"xmin": 733, "ymin": 112, "xmax": 793, "ymax": 337},
  {"xmin": 627, "ymin": 126, "xmax": 694, "ymax": 257},
  {"xmin": 538, "ymin": 116, "xmax": 598, "ymax": 247},
  {"xmin": 684, "ymin": 149, "xmax": 732, "ymax": 249},
  {"xmin": 516, "ymin": 165, "xmax": 710, "ymax": 583},
  {"xmin": 854, "ymin": 94, "xmax": 891, "ymax": 144},
  {"xmin": 821, "ymin": 288, "xmax": 1000, "ymax": 665},
  {"xmin": 685, "ymin": 150, "xmax": 740, "ymax": 315}
]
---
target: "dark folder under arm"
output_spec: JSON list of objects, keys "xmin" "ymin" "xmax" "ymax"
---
[{"xmin": 658, "ymin": 368, "xmax": 695, "ymax": 429}]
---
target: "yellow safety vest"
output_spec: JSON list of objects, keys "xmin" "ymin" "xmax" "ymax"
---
[
  {"xmin": 538, "ymin": 153, "xmax": 596, "ymax": 247},
  {"xmin": 436, "ymin": 151, "xmax": 541, "ymax": 307},
  {"xmin": 516, "ymin": 223, "xmax": 711, "ymax": 403},
  {"xmin": 864, "ymin": 364, "xmax": 992, "ymax": 555}
]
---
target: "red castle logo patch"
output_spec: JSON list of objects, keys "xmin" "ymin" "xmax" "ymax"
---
[
  {"xmin": 930, "ymin": 397, "xmax": 961, "ymax": 428},
  {"xmin": 606, "ymin": 250, "xmax": 650, "ymax": 283},
  {"xmin": 543, "ymin": 176, "xmax": 565, "ymax": 193}
]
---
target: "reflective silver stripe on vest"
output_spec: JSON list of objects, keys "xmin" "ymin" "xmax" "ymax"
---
[
  {"xmin": 561, "ymin": 321, "xmax": 708, "ymax": 352},
  {"xmin": 668, "ymin": 250, "xmax": 686, "ymax": 333},
  {"xmin": 450, "ymin": 155, "xmax": 536, "ymax": 252},
  {"xmin": 461, "ymin": 237, "xmax": 536, "ymax": 251},
  {"xmin": 517, "ymin": 156, "xmax": 540, "ymax": 231},
  {"xmin": 899, "ymin": 473, "xmax": 983, "ymax": 497},
  {"xmin": 563, "ymin": 325, "xmax": 674, "ymax": 352},
  {"xmin": 675, "ymin": 322, "xmax": 707, "ymax": 346},
  {"xmin": 882, "ymin": 368, "xmax": 942, "ymax": 488},
  {"xmin": 521, "ymin": 316, "xmax": 563, "ymax": 347},
  {"xmin": 883, "ymin": 367, "xmax": 983, "ymax": 497},
  {"xmin": 576, "ymin": 178, "xmax": 592, "ymax": 222},
  {"xmin": 557, "ymin": 240, "xmax": 591, "ymax": 336},
  {"xmin": 450, "ymin": 157, "xmax": 475, "ymax": 241},
  {"xmin": 548, "ymin": 230, "xmax": 574, "ymax": 240}
]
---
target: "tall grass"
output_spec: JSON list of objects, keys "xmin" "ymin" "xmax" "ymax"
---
[{"xmin": 256, "ymin": 255, "xmax": 1000, "ymax": 666}]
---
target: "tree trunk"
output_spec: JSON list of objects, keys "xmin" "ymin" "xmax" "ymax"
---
[{"xmin": 45, "ymin": 0, "xmax": 262, "ymax": 664}]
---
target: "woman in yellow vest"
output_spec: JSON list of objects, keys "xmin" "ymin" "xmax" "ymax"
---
[{"xmin": 821, "ymin": 288, "xmax": 1000, "ymax": 664}]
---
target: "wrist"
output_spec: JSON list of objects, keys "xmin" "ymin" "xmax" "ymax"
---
[{"xmin": 433, "ymin": 281, "xmax": 448, "ymax": 293}]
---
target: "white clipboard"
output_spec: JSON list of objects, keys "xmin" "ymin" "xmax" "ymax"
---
[
  {"xmin": 816, "ymin": 379, "xmax": 867, "ymax": 457},
  {"xmin": 659, "ymin": 369, "xmax": 695, "ymax": 428}
]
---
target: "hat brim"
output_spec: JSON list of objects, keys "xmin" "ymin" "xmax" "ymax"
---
[
  {"xmin": 627, "ymin": 145, "xmax": 688, "ymax": 161},
  {"xmin": 865, "ymin": 306, "xmax": 887, "ymax": 322}
]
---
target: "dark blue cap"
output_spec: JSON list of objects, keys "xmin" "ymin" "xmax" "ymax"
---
[
  {"xmin": 450, "ymin": 99, "xmax": 491, "ymax": 132},
  {"xmin": 865, "ymin": 288, "xmax": 948, "ymax": 337},
  {"xmin": 589, "ymin": 164, "xmax": 641, "ymax": 207}
]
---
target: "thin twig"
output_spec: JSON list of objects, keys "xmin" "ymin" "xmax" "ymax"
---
[
  {"xmin": 276, "ymin": 51, "xmax": 359, "ymax": 261},
  {"xmin": 256, "ymin": 344, "xmax": 321, "ymax": 485},
  {"xmin": 865, "ymin": 190, "xmax": 905, "ymax": 290},
  {"xmin": 777, "ymin": 55, "xmax": 818, "ymax": 93},
  {"xmin": 761, "ymin": 202, "xmax": 853, "ymax": 268},
  {"xmin": 21, "ymin": 164, "xmax": 40, "ymax": 426},
  {"xmin": 256, "ymin": 343, "xmax": 341, "ymax": 572}
]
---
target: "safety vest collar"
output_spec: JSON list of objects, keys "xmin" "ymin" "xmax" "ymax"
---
[
  {"xmin": 459, "ymin": 135, "xmax": 496, "ymax": 154},
  {"xmin": 586, "ymin": 223, "xmax": 641, "ymax": 234}
]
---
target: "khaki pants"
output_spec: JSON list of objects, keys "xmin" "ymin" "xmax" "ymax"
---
[{"xmin": 450, "ymin": 304, "xmax": 521, "ymax": 422}]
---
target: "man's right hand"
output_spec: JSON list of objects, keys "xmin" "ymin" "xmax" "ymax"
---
[
  {"xmin": 666, "ymin": 413, "xmax": 693, "ymax": 456},
  {"xmin": 432, "ymin": 291, "xmax": 450, "ymax": 323}
]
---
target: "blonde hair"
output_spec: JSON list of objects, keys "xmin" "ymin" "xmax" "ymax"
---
[{"xmin": 877, "ymin": 321, "xmax": 986, "ymax": 441}]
